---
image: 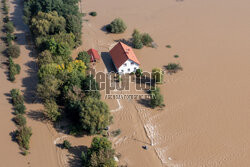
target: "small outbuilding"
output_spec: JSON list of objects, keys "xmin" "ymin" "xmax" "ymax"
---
[{"xmin": 87, "ymin": 48, "xmax": 101, "ymax": 62}]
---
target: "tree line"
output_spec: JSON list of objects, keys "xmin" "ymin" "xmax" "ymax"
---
[{"xmin": 23, "ymin": 0, "xmax": 116, "ymax": 166}]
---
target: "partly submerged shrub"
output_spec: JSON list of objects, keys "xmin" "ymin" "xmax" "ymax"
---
[
  {"xmin": 89, "ymin": 11, "xmax": 97, "ymax": 16},
  {"xmin": 63, "ymin": 140, "xmax": 71, "ymax": 149},
  {"xmin": 106, "ymin": 18, "xmax": 127, "ymax": 33},
  {"xmin": 141, "ymin": 33, "xmax": 153, "ymax": 47},
  {"xmin": 4, "ymin": 21, "xmax": 14, "ymax": 33},
  {"xmin": 15, "ymin": 126, "xmax": 32, "ymax": 150},
  {"xmin": 7, "ymin": 45, "xmax": 20, "ymax": 58},
  {"xmin": 13, "ymin": 114, "xmax": 27, "ymax": 127},
  {"xmin": 164, "ymin": 63, "xmax": 183, "ymax": 73}
]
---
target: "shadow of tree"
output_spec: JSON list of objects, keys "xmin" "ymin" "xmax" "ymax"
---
[
  {"xmin": 27, "ymin": 110, "xmax": 48, "ymax": 122},
  {"xmin": 9, "ymin": 0, "xmax": 39, "ymax": 104},
  {"xmin": 100, "ymin": 24, "xmax": 110, "ymax": 34},
  {"xmin": 56, "ymin": 144, "xmax": 88, "ymax": 167},
  {"xmin": 68, "ymin": 145, "xmax": 88, "ymax": 167},
  {"xmin": 137, "ymin": 98, "xmax": 151, "ymax": 108},
  {"xmin": 22, "ymin": 60, "xmax": 39, "ymax": 104}
]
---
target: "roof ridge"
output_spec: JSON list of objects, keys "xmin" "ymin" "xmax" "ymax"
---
[{"xmin": 119, "ymin": 42, "xmax": 131, "ymax": 60}]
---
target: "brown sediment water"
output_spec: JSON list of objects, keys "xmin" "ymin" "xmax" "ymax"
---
[{"xmin": 81, "ymin": 0, "xmax": 250, "ymax": 166}]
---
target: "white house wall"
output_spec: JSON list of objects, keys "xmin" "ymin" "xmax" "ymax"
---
[{"xmin": 118, "ymin": 59, "xmax": 139, "ymax": 74}]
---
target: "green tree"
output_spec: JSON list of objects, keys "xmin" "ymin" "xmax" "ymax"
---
[
  {"xmin": 10, "ymin": 89, "xmax": 24, "ymax": 106},
  {"xmin": 4, "ymin": 21, "xmax": 14, "ymax": 33},
  {"xmin": 141, "ymin": 33, "xmax": 153, "ymax": 46},
  {"xmin": 15, "ymin": 126, "xmax": 32, "ymax": 150},
  {"xmin": 107, "ymin": 18, "xmax": 127, "ymax": 33},
  {"xmin": 152, "ymin": 68, "xmax": 163, "ymax": 83},
  {"xmin": 63, "ymin": 140, "xmax": 71, "ymax": 149},
  {"xmin": 132, "ymin": 29, "xmax": 143, "ymax": 49},
  {"xmin": 78, "ymin": 97, "xmax": 112, "ymax": 134},
  {"xmin": 76, "ymin": 51, "xmax": 91, "ymax": 69},
  {"xmin": 7, "ymin": 45, "xmax": 20, "ymax": 58},
  {"xmin": 9, "ymin": 57, "xmax": 21, "ymax": 81},
  {"xmin": 38, "ymin": 63, "xmax": 58, "ymax": 80},
  {"xmin": 135, "ymin": 68, "xmax": 143, "ymax": 77},
  {"xmin": 82, "ymin": 137, "xmax": 117, "ymax": 167},
  {"xmin": 13, "ymin": 114, "xmax": 27, "ymax": 127},
  {"xmin": 65, "ymin": 14, "xmax": 82, "ymax": 44},
  {"xmin": 44, "ymin": 99, "xmax": 60, "ymax": 121},
  {"xmin": 81, "ymin": 75, "xmax": 101, "ymax": 99},
  {"xmin": 38, "ymin": 50, "xmax": 54, "ymax": 66},
  {"xmin": 150, "ymin": 87, "xmax": 164, "ymax": 108},
  {"xmin": 31, "ymin": 11, "xmax": 66, "ymax": 37},
  {"xmin": 37, "ymin": 75, "xmax": 62, "ymax": 101},
  {"xmin": 164, "ymin": 63, "xmax": 183, "ymax": 74}
]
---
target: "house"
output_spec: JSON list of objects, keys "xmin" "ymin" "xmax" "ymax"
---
[
  {"xmin": 87, "ymin": 48, "xmax": 101, "ymax": 62},
  {"xmin": 109, "ymin": 42, "xmax": 140, "ymax": 74}
]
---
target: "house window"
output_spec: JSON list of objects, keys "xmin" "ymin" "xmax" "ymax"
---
[
  {"xmin": 134, "ymin": 67, "xmax": 137, "ymax": 71},
  {"xmin": 124, "ymin": 63, "xmax": 127, "ymax": 66},
  {"xmin": 131, "ymin": 62, "xmax": 134, "ymax": 65},
  {"xmin": 121, "ymin": 70, "xmax": 124, "ymax": 73},
  {"xmin": 128, "ymin": 68, "xmax": 130, "ymax": 72}
]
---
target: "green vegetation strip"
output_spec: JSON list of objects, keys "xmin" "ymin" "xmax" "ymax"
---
[{"xmin": 10, "ymin": 89, "xmax": 31, "ymax": 155}]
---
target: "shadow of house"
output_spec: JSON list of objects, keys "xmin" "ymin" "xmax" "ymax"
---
[{"xmin": 101, "ymin": 52, "xmax": 116, "ymax": 73}]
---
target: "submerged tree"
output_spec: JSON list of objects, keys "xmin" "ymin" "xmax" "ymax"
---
[
  {"xmin": 82, "ymin": 137, "xmax": 117, "ymax": 167},
  {"xmin": 150, "ymin": 87, "xmax": 164, "ymax": 109},
  {"xmin": 106, "ymin": 18, "xmax": 127, "ymax": 33}
]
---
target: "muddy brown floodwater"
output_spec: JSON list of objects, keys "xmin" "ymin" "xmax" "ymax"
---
[{"xmin": 81, "ymin": 0, "xmax": 250, "ymax": 166}]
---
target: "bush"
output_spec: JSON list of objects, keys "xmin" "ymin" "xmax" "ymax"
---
[
  {"xmin": 63, "ymin": 140, "xmax": 71, "ymax": 149},
  {"xmin": 3, "ymin": 4, "xmax": 8, "ymax": 14},
  {"xmin": 9, "ymin": 57, "xmax": 21, "ymax": 81},
  {"xmin": 13, "ymin": 114, "xmax": 27, "ymax": 127},
  {"xmin": 6, "ymin": 33, "xmax": 15, "ymax": 46},
  {"xmin": 132, "ymin": 29, "xmax": 143, "ymax": 49},
  {"xmin": 141, "ymin": 33, "xmax": 153, "ymax": 46},
  {"xmin": 44, "ymin": 100, "xmax": 60, "ymax": 122},
  {"xmin": 38, "ymin": 50, "xmax": 54, "ymax": 66},
  {"xmin": 82, "ymin": 137, "xmax": 117, "ymax": 167},
  {"xmin": 135, "ymin": 68, "xmax": 143, "ymax": 77},
  {"xmin": 7, "ymin": 45, "xmax": 20, "ymax": 58},
  {"xmin": 89, "ymin": 11, "xmax": 97, "ymax": 16},
  {"xmin": 152, "ymin": 68, "xmax": 163, "ymax": 83},
  {"xmin": 164, "ymin": 63, "xmax": 183, "ymax": 73},
  {"xmin": 15, "ymin": 126, "xmax": 32, "ymax": 150},
  {"xmin": 3, "ymin": 16, "xmax": 9, "ymax": 23},
  {"xmin": 132, "ymin": 30, "xmax": 154, "ymax": 48},
  {"xmin": 79, "ymin": 97, "xmax": 112, "ymax": 134},
  {"xmin": 106, "ymin": 18, "xmax": 127, "ymax": 33},
  {"xmin": 76, "ymin": 51, "xmax": 91, "ymax": 69},
  {"xmin": 10, "ymin": 89, "xmax": 24, "ymax": 106},
  {"xmin": 30, "ymin": 11, "xmax": 66, "ymax": 37},
  {"xmin": 14, "ymin": 103, "xmax": 26, "ymax": 115},
  {"xmin": 150, "ymin": 87, "xmax": 164, "ymax": 108},
  {"xmin": 4, "ymin": 21, "xmax": 14, "ymax": 33}
]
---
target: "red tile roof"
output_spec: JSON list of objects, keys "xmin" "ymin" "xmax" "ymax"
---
[
  {"xmin": 87, "ymin": 48, "xmax": 101, "ymax": 62},
  {"xmin": 109, "ymin": 42, "xmax": 140, "ymax": 69}
]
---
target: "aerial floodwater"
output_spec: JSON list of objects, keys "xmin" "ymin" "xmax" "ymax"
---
[{"xmin": 83, "ymin": 0, "xmax": 250, "ymax": 166}]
